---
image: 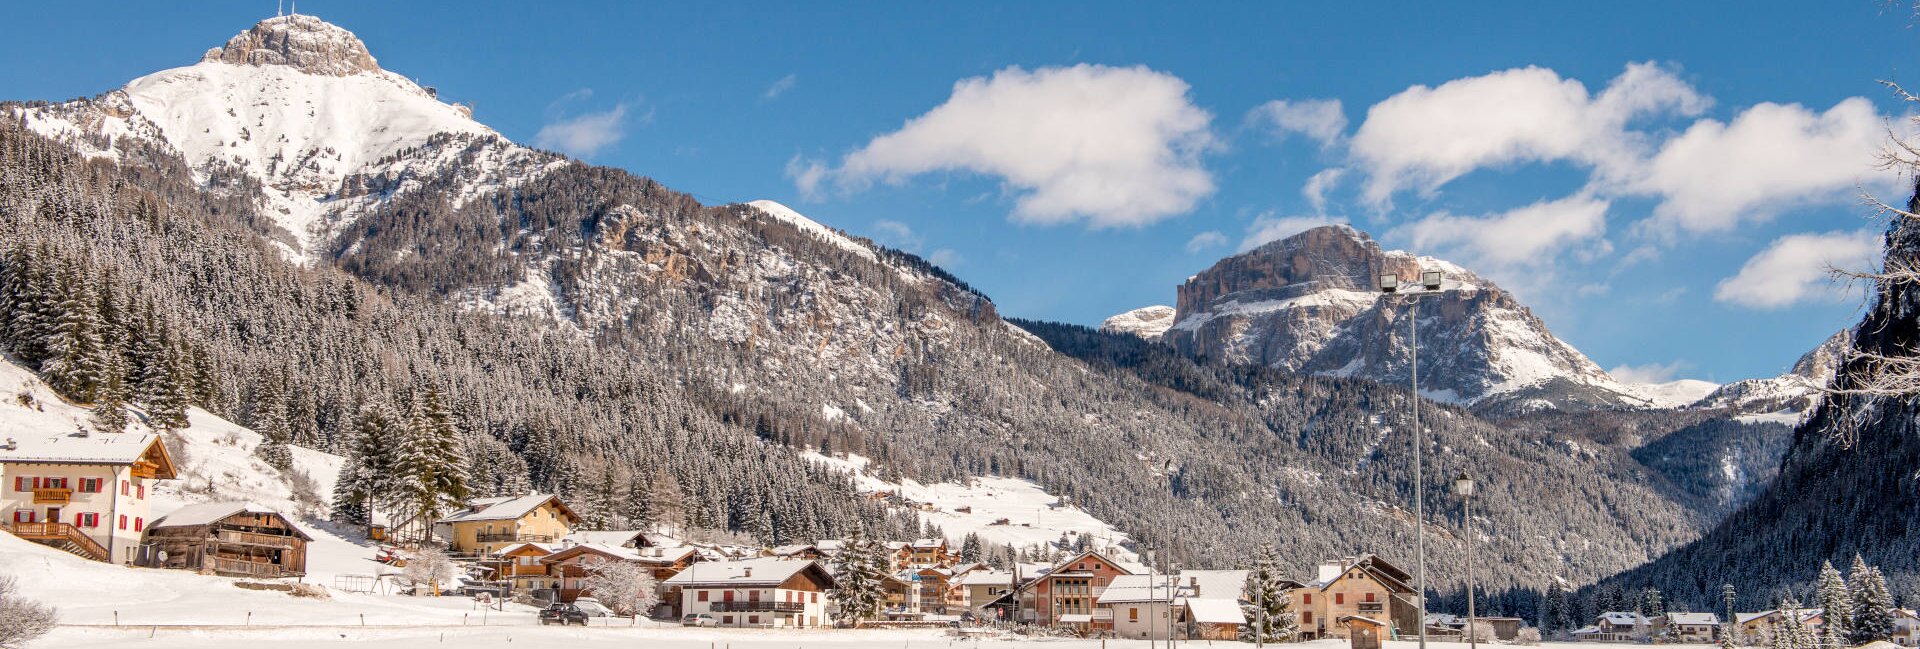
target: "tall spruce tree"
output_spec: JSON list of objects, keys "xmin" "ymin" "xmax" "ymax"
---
[
  {"xmin": 1814, "ymin": 561, "xmax": 1851, "ymax": 648},
  {"xmin": 1849, "ymin": 558, "xmax": 1895, "ymax": 644},
  {"xmin": 1241, "ymin": 543, "xmax": 1298, "ymax": 642},
  {"xmin": 1773, "ymin": 597, "xmax": 1814, "ymax": 649},
  {"xmin": 397, "ymin": 388, "xmax": 470, "ymax": 525},
  {"xmin": 142, "ymin": 341, "xmax": 192, "ymax": 432},
  {"xmin": 331, "ymin": 403, "xmax": 404, "ymax": 526},
  {"xmin": 41, "ymin": 269, "xmax": 103, "ymax": 402},
  {"xmin": 959, "ymin": 532, "xmax": 982, "ymax": 563},
  {"xmin": 88, "ymin": 347, "xmax": 130, "ymax": 433},
  {"xmin": 1545, "ymin": 580, "xmax": 1572, "ymax": 636},
  {"xmin": 830, "ymin": 531, "xmax": 888, "ymax": 623},
  {"xmin": 250, "ymin": 368, "xmax": 294, "ymax": 470}
]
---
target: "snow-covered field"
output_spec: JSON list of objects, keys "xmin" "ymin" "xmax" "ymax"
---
[
  {"xmin": 39, "ymin": 626, "xmax": 1710, "ymax": 649},
  {"xmin": 802, "ymin": 451, "xmax": 1136, "ymax": 559}
]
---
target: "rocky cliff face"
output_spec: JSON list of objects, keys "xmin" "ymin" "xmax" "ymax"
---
[
  {"xmin": 1100, "ymin": 305, "xmax": 1176, "ymax": 341},
  {"xmin": 1695, "ymin": 329, "xmax": 1850, "ymax": 416},
  {"xmin": 1162, "ymin": 225, "xmax": 1647, "ymax": 411},
  {"xmin": 201, "ymin": 14, "xmax": 381, "ymax": 76}
]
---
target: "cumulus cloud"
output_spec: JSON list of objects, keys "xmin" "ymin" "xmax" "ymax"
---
[
  {"xmin": 1239, "ymin": 212, "xmax": 1348, "ymax": 251},
  {"xmin": 868, "ymin": 219, "xmax": 923, "ymax": 250},
  {"xmin": 1185, "ymin": 231, "xmax": 1228, "ymax": 253},
  {"xmin": 535, "ymin": 104, "xmax": 629, "ymax": 159},
  {"xmin": 764, "ymin": 74, "xmax": 798, "ymax": 100},
  {"xmin": 1631, "ymin": 98, "xmax": 1894, "ymax": 236},
  {"xmin": 929, "ymin": 249, "xmax": 965, "ymax": 268},
  {"xmin": 1394, "ymin": 193, "xmax": 1611, "ymax": 268},
  {"xmin": 1303, "ymin": 168, "xmax": 1346, "ymax": 214},
  {"xmin": 1609, "ymin": 360, "xmax": 1690, "ymax": 384},
  {"xmin": 1250, "ymin": 99, "xmax": 1347, "ymax": 148},
  {"xmin": 1349, "ymin": 62, "xmax": 1708, "ymax": 207},
  {"xmin": 814, "ymin": 64, "xmax": 1217, "ymax": 228},
  {"xmin": 1714, "ymin": 230, "xmax": 1881, "ymax": 309}
]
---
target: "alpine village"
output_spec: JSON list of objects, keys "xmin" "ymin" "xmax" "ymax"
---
[{"xmin": 0, "ymin": 5, "xmax": 1916, "ymax": 649}]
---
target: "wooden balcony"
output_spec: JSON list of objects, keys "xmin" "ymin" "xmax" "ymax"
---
[
  {"xmin": 476, "ymin": 532, "xmax": 553, "ymax": 544},
  {"xmin": 498, "ymin": 563, "xmax": 550, "ymax": 578},
  {"xmin": 214, "ymin": 529, "xmax": 302, "ymax": 548},
  {"xmin": 131, "ymin": 460, "xmax": 160, "ymax": 479},
  {"xmin": 31, "ymin": 487, "xmax": 71, "ymax": 504},
  {"xmin": 711, "ymin": 601, "xmax": 805, "ymax": 613},
  {"xmin": 6, "ymin": 522, "xmax": 108, "ymax": 562},
  {"xmin": 1357, "ymin": 602, "xmax": 1386, "ymax": 614},
  {"xmin": 208, "ymin": 556, "xmax": 302, "ymax": 578}
]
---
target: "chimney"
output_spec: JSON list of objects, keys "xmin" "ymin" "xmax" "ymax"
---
[
  {"xmin": 1, "ymin": 437, "xmax": 14, "ymax": 450},
  {"xmin": 1317, "ymin": 561, "xmax": 1342, "ymax": 583},
  {"xmin": 743, "ymin": 566, "xmax": 753, "ymax": 578},
  {"xmin": 1189, "ymin": 576, "xmax": 1200, "ymax": 596}
]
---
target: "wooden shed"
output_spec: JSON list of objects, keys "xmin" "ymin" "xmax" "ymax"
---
[
  {"xmin": 1340, "ymin": 615, "xmax": 1388, "ymax": 649},
  {"xmin": 139, "ymin": 502, "xmax": 311, "ymax": 578}
]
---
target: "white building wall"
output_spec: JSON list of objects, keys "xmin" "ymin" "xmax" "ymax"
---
[
  {"xmin": 1, "ymin": 462, "xmax": 153, "ymax": 563},
  {"xmin": 678, "ymin": 587, "xmax": 827, "ymax": 628}
]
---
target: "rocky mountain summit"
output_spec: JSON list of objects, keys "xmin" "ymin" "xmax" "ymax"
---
[
  {"xmin": 1158, "ymin": 225, "xmax": 1659, "ymax": 412},
  {"xmin": 1100, "ymin": 305, "xmax": 1176, "ymax": 341},
  {"xmin": 201, "ymin": 14, "xmax": 380, "ymax": 76}
]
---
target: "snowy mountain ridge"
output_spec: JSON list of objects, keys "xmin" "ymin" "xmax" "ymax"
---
[
  {"xmin": 1159, "ymin": 224, "xmax": 1680, "ymax": 412},
  {"xmin": 14, "ymin": 14, "xmax": 528, "ymax": 261}
]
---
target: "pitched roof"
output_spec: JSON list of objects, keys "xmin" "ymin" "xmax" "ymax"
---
[
  {"xmin": 437, "ymin": 494, "xmax": 579, "ymax": 524},
  {"xmin": 955, "ymin": 569, "xmax": 1019, "ymax": 587},
  {"xmin": 1599, "ymin": 612, "xmax": 1649, "ymax": 626},
  {"xmin": 496, "ymin": 542, "xmax": 559, "ymax": 557},
  {"xmin": 0, "ymin": 431, "xmax": 177, "ymax": 477},
  {"xmin": 661, "ymin": 558, "xmax": 835, "ymax": 588},
  {"xmin": 1665, "ymin": 612, "xmax": 1719, "ymax": 626},
  {"xmin": 910, "ymin": 538, "xmax": 946, "ymax": 549},
  {"xmin": 1187, "ymin": 597, "xmax": 1247, "ymax": 625},
  {"xmin": 565, "ymin": 530, "xmax": 649, "ymax": 548},
  {"xmin": 544, "ymin": 542, "xmax": 694, "ymax": 566},
  {"xmin": 1307, "ymin": 554, "xmax": 1413, "ymax": 593},
  {"xmin": 768, "ymin": 544, "xmax": 819, "ymax": 556},
  {"xmin": 1096, "ymin": 575, "xmax": 1172, "ymax": 604},
  {"xmin": 149, "ymin": 501, "xmax": 312, "ymax": 540}
]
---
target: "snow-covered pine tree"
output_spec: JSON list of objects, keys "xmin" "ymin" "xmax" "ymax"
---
[
  {"xmin": 1814, "ymin": 560, "xmax": 1850, "ymax": 648},
  {"xmin": 250, "ymin": 369, "xmax": 294, "ymax": 470},
  {"xmin": 830, "ymin": 531, "xmax": 888, "ymax": 623},
  {"xmin": 398, "ymin": 388, "xmax": 470, "ymax": 524},
  {"xmin": 141, "ymin": 339, "xmax": 193, "ymax": 432},
  {"xmin": 331, "ymin": 402, "xmax": 404, "ymax": 526},
  {"xmin": 1545, "ymin": 580, "xmax": 1571, "ymax": 636},
  {"xmin": 960, "ymin": 532, "xmax": 982, "ymax": 563},
  {"xmin": 1849, "ymin": 558, "xmax": 1895, "ymax": 645},
  {"xmin": 41, "ymin": 268, "xmax": 104, "ymax": 402},
  {"xmin": 89, "ymin": 345, "xmax": 130, "ymax": 433},
  {"xmin": 1640, "ymin": 587, "xmax": 1666, "ymax": 618},
  {"xmin": 1241, "ymin": 543, "xmax": 1297, "ymax": 642},
  {"xmin": 1773, "ymin": 597, "xmax": 1814, "ymax": 649}
]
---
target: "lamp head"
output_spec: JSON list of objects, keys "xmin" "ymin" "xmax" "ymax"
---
[
  {"xmin": 1378, "ymin": 274, "xmax": 1400, "ymax": 293},
  {"xmin": 1422, "ymin": 270, "xmax": 1444, "ymax": 290},
  {"xmin": 1453, "ymin": 472, "xmax": 1475, "ymax": 496}
]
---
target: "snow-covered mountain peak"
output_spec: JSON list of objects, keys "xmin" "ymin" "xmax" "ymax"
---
[
  {"xmin": 201, "ymin": 14, "xmax": 380, "ymax": 77},
  {"xmin": 1101, "ymin": 305, "xmax": 1177, "ymax": 341},
  {"xmin": 745, "ymin": 200, "xmax": 877, "ymax": 262}
]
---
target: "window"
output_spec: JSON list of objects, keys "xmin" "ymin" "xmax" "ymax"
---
[
  {"xmin": 1365, "ymin": 592, "xmax": 1376, "ymax": 602},
  {"xmin": 1336, "ymin": 593, "xmax": 1345, "ymax": 605},
  {"xmin": 79, "ymin": 478, "xmax": 102, "ymax": 493},
  {"xmin": 722, "ymin": 616, "xmax": 733, "ymax": 625},
  {"xmin": 11, "ymin": 511, "xmax": 33, "ymax": 523},
  {"xmin": 79, "ymin": 513, "xmax": 99, "ymax": 527},
  {"xmin": 723, "ymin": 591, "xmax": 734, "ymax": 602},
  {"xmin": 134, "ymin": 517, "xmax": 143, "ymax": 531},
  {"xmin": 748, "ymin": 615, "xmax": 759, "ymax": 624},
  {"xmin": 1130, "ymin": 607, "xmax": 1139, "ymax": 621},
  {"xmin": 1303, "ymin": 612, "xmax": 1313, "ymax": 624},
  {"xmin": 749, "ymin": 589, "xmax": 760, "ymax": 602},
  {"xmin": 811, "ymin": 593, "xmax": 818, "ymax": 603},
  {"xmin": 136, "ymin": 484, "xmax": 145, "ymax": 499},
  {"xmin": 44, "ymin": 478, "xmax": 67, "ymax": 489},
  {"xmin": 1304, "ymin": 594, "xmax": 1312, "ymax": 605},
  {"xmin": 118, "ymin": 514, "xmax": 127, "ymax": 529},
  {"xmin": 121, "ymin": 481, "xmax": 130, "ymax": 496},
  {"xmin": 697, "ymin": 590, "xmax": 709, "ymax": 602}
]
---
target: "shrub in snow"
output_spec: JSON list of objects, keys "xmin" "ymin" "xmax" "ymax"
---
[
  {"xmin": 401, "ymin": 546, "xmax": 457, "ymax": 596},
  {"xmin": 1515, "ymin": 627, "xmax": 1542, "ymax": 645},
  {"xmin": 1464, "ymin": 620, "xmax": 1496, "ymax": 643},
  {"xmin": 0, "ymin": 575, "xmax": 56, "ymax": 649},
  {"xmin": 578, "ymin": 557, "xmax": 657, "ymax": 617}
]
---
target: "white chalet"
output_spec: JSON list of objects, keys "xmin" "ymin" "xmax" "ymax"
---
[
  {"xmin": 663, "ymin": 558, "xmax": 836, "ymax": 628},
  {"xmin": 0, "ymin": 431, "xmax": 177, "ymax": 564}
]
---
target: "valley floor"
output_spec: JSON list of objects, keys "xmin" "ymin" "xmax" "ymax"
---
[{"xmin": 40, "ymin": 627, "xmax": 1709, "ymax": 649}]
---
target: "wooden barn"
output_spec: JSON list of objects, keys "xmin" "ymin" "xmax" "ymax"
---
[{"xmin": 138, "ymin": 502, "xmax": 311, "ymax": 578}]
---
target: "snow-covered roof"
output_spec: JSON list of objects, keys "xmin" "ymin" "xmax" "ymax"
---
[
  {"xmin": 955, "ymin": 569, "xmax": 1018, "ymax": 587},
  {"xmin": 661, "ymin": 558, "xmax": 833, "ymax": 588},
  {"xmin": 1665, "ymin": 612, "xmax": 1719, "ymax": 626},
  {"xmin": 1571, "ymin": 626, "xmax": 1603, "ymax": 636},
  {"xmin": 564, "ymin": 530, "xmax": 648, "ymax": 548},
  {"xmin": 1175, "ymin": 570, "xmax": 1248, "ymax": 601},
  {"xmin": 1599, "ymin": 612, "xmax": 1649, "ymax": 626},
  {"xmin": 1186, "ymin": 597, "xmax": 1247, "ymax": 625},
  {"xmin": 437, "ymin": 494, "xmax": 577, "ymax": 524},
  {"xmin": 0, "ymin": 431, "xmax": 175, "ymax": 476},
  {"xmin": 1096, "ymin": 575, "xmax": 1172, "ymax": 604},
  {"xmin": 910, "ymin": 538, "xmax": 946, "ymax": 549},
  {"xmin": 545, "ymin": 542, "xmax": 693, "ymax": 566},
  {"xmin": 1736, "ymin": 611, "xmax": 1778, "ymax": 625},
  {"xmin": 149, "ymin": 501, "xmax": 311, "ymax": 540},
  {"xmin": 768, "ymin": 544, "xmax": 818, "ymax": 556},
  {"xmin": 496, "ymin": 542, "xmax": 558, "ymax": 556}
]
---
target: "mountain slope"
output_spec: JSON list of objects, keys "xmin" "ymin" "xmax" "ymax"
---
[
  {"xmin": 1160, "ymin": 225, "xmax": 1670, "ymax": 413},
  {"xmin": 1593, "ymin": 199, "xmax": 1920, "ymax": 608},
  {"xmin": 0, "ymin": 13, "xmax": 1775, "ymax": 595}
]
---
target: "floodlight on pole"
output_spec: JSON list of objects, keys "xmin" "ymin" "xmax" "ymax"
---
[
  {"xmin": 1378, "ymin": 264, "xmax": 1452, "ymax": 649},
  {"xmin": 1456, "ymin": 471, "xmax": 1479, "ymax": 649}
]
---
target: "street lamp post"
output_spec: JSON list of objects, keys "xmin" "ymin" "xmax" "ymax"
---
[
  {"xmin": 1379, "ymin": 268, "xmax": 1447, "ymax": 649},
  {"xmin": 1455, "ymin": 472, "xmax": 1479, "ymax": 649}
]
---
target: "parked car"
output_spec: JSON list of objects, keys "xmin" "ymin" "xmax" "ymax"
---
[
  {"xmin": 539, "ymin": 603, "xmax": 590, "ymax": 626},
  {"xmin": 681, "ymin": 613, "xmax": 717, "ymax": 627},
  {"xmin": 572, "ymin": 597, "xmax": 615, "ymax": 617}
]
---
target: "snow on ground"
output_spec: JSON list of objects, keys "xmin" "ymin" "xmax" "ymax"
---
[
  {"xmin": 802, "ymin": 451, "xmax": 1136, "ymax": 559},
  {"xmin": 38, "ymin": 626, "xmax": 1712, "ymax": 649}
]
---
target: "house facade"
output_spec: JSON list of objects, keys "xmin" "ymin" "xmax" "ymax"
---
[
  {"xmin": 1658, "ymin": 612, "xmax": 1721, "ymax": 643},
  {"xmin": 1573, "ymin": 612, "xmax": 1652, "ymax": 642},
  {"xmin": 663, "ymin": 558, "xmax": 835, "ymax": 628},
  {"xmin": 956, "ymin": 569, "xmax": 1020, "ymax": 618},
  {"xmin": 541, "ymin": 542, "xmax": 696, "ymax": 610},
  {"xmin": 434, "ymin": 494, "xmax": 581, "ymax": 555},
  {"xmin": 907, "ymin": 538, "xmax": 954, "ymax": 567},
  {"xmin": 1014, "ymin": 550, "xmax": 1141, "ymax": 628},
  {"xmin": 1291, "ymin": 555, "xmax": 1419, "ymax": 640},
  {"xmin": 489, "ymin": 541, "xmax": 560, "ymax": 593},
  {"xmin": 1, "ymin": 432, "xmax": 177, "ymax": 564},
  {"xmin": 138, "ymin": 501, "xmax": 310, "ymax": 578}
]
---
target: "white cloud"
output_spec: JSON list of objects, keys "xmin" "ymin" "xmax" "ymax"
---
[
  {"xmin": 1250, "ymin": 99, "xmax": 1347, "ymax": 147},
  {"xmin": 818, "ymin": 64, "xmax": 1217, "ymax": 228},
  {"xmin": 1303, "ymin": 168, "xmax": 1346, "ymax": 214},
  {"xmin": 1239, "ymin": 213, "xmax": 1348, "ymax": 252},
  {"xmin": 1631, "ymin": 98, "xmax": 1894, "ymax": 236},
  {"xmin": 1349, "ymin": 62, "xmax": 1707, "ymax": 207},
  {"xmin": 1714, "ymin": 230, "xmax": 1881, "ymax": 309},
  {"xmin": 535, "ymin": 104, "xmax": 628, "ymax": 159},
  {"xmin": 1394, "ymin": 193, "xmax": 1610, "ymax": 268},
  {"xmin": 929, "ymin": 249, "xmax": 964, "ymax": 268},
  {"xmin": 1609, "ymin": 360, "xmax": 1690, "ymax": 384},
  {"xmin": 764, "ymin": 74, "xmax": 798, "ymax": 100},
  {"xmin": 786, "ymin": 155, "xmax": 829, "ymax": 200},
  {"xmin": 1185, "ymin": 231, "xmax": 1228, "ymax": 253},
  {"xmin": 868, "ymin": 219, "xmax": 922, "ymax": 250}
]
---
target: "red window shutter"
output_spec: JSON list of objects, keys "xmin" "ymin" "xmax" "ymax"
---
[
  {"xmin": 118, "ymin": 514, "xmax": 127, "ymax": 529},
  {"xmin": 11, "ymin": 477, "xmax": 20, "ymax": 492},
  {"xmin": 137, "ymin": 484, "xmax": 145, "ymax": 499},
  {"xmin": 1304, "ymin": 612, "xmax": 1313, "ymax": 624},
  {"xmin": 724, "ymin": 591, "xmax": 734, "ymax": 602},
  {"xmin": 1304, "ymin": 594, "xmax": 1312, "ymax": 604},
  {"xmin": 134, "ymin": 517, "xmax": 143, "ymax": 531},
  {"xmin": 31, "ymin": 477, "xmax": 41, "ymax": 489},
  {"xmin": 121, "ymin": 481, "xmax": 129, "ymax": 496}
]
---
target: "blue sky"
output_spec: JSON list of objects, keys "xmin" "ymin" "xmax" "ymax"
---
[{"xmin": 7, "ymin": 1, "xmax": 1920, "ymax": 384}]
